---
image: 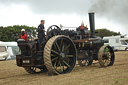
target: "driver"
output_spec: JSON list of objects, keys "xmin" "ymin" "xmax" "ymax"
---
[{"xmin": 38, "ymin": 20, "xmax": 45, "ymax": 50}]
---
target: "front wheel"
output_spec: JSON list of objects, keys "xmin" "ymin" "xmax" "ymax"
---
[{"xmin": 98, "ymin": 46, "xmax": 115, "ymax": 67}]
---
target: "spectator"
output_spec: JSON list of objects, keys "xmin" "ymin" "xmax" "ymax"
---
[{"xmin": 20, "ymin": 29, "xmax": 28, "ymax": 41}]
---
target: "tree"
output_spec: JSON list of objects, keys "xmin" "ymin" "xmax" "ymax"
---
[
  {"xmin": 0, "ymin": 25, "xmax": 37, "ymax": 42},
  {"xmin": 95, "ymin": 28, "xmax": 121, "ymax": 38}
]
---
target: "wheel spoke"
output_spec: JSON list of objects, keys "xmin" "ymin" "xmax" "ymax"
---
[
  {"xmin": 104, "ymin": 59, "xmax": 107, "ymax": 63},
  {"xmin": 56, "ymin": 61, "xmax": 60, "ymax": 69},
  {"xmin": 55, "ymin": 42, "xmax": 61, "ymax": 52},
  {"xmin": 104, "ymin": 59, "xmax": 108, "ymax": 65},
  {"xmin": 51, "ymin": 54, "xmax": 56, "ymax": 56},
  {"xmin": 103, "ymin": 49, "xmax": 111, "ymax": 66},
  {"xmin": 62, "ymin": 43, "xmax": 65, "ymax": 52},
  {"xmin": 54, "ymin": 60, "xmax": 57, "ymax": 68},
  {"xmin": 107, "ymin": 57, "xmax": 110, "ymax": 61},
  {"xmin": 64, "ymin": 44, "xmax": 70, "ymax": 50},
  {"xmin": 65, "ymin": 49, "xmax": 69, "ymax": 54},
  {"xmin": 108, "ymin": 55, "xmax": 111, "ymax": 59},
  {"xmin": 63, "ymin": 60, "xmax": 70, "ymax": 67},
  {"xmin": 63, "ymin": 62, "xmax": 65, "ymax": 71},
  {"xmin": 66, "ymin": 55, "xmax": 73, "ymax": 57},
  {"xmin": 51, "ymin": 57, "xmax": 58, "ymax": 61},
  {"xmin": 51, "ymin": 50, "xmax": 59, "ymax": 55},
  {"xmin": 60, "ymin": 39, "xmax": 63, "ymax": 50},
  {"xmin": 54, "ymin": 44, "xmax": 57, "ymax": 50},
  {"xmin": 60, "ymin": 62, "xmax": 63, "ymax": 72}
]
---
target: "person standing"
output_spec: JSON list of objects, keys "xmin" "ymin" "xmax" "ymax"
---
[
  {"xmin": 38, "ymin": 20, "xmax": 45, "ymax": 50},
  {"xmin": 20, "ymin": 29, "xmax": 28, "ymax": 41}
]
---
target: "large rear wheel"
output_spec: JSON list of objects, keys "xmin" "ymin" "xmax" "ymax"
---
[{"xmin": 44, "ymin": 35, "xmax": 77, "ymax": 75}]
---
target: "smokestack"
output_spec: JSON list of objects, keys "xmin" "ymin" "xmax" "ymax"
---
[{"xmin": 89, "ymin": 13, "xmax": 96, "ymax": 38}]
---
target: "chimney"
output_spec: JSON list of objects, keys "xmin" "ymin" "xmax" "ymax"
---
[{"xmin": 89, "ymin": 13, "xmax": 96, "ymax": 38}]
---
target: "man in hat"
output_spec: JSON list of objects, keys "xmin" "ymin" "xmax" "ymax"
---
[
  {"xmin": 77, "ymin": 21, "xmax": 88, "ymax": 34},
  {"xmin": 37, "ymin": 20, "xmax": 45, "ymax": 50},
  {"xmin": 20, "ymin": 29, "xmax": 28, "ymax": 41},
  {"xmin": 76, "ymin": 21, "xmax": 89, "ymax": 39}
]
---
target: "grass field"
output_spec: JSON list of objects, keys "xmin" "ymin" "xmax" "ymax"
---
[{"xmin": 0, "ymin": 51, "xmax": 128, "ymax": 85}]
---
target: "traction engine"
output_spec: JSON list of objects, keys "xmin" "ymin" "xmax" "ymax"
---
[{"xmin": 16, "ymin": 13, "xmax": 115, "ymax": 75}]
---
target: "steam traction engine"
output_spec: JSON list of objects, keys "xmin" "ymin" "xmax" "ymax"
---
[{"xmin": 16, "ymin": 13, "xmax": 115, "ymax": 75}]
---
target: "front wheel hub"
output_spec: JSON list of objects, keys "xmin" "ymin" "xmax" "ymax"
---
[{"xmin": 60, "ymin": 53, "xmax": 65, "ymax": 59}]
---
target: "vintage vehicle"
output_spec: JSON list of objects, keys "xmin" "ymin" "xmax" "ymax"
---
[
  {"xmin": 0, "ymin": 42, "xmax": 19, "ymax": 60},
  {"xmin": 16, "ymin": 13, "xmax": 115, "ymax": 75},
  {"xmin": 0, "ymin": 42, "xmax": 9, "ymax": 60},
  {"xmin": 103, "ymin": 35, "xmax": 128, "ymax": 51}
]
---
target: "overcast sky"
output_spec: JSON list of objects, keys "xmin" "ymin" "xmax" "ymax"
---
[{"xmin": 0, "ymin": 0, "xmax": 128, "ymax": 34}]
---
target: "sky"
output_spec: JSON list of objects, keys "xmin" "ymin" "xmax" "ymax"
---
[{"xmin": 0, "ymin": 0, "xmax": 128, "ymax": 34}]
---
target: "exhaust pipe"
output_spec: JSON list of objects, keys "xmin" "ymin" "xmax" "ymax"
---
[{"xmin": 89, "ymin": 13, "xmax": 96, "ymax": 38}]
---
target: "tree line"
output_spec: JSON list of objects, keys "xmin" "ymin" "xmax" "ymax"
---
[
  {"xmin": 0, "ymin": 25, "xmax": 121, "ymax": 42},
  {"xmin": 0, "ymin": 25, "xmax": 36, "ymax": 42},
  {"xmin": 95, "ymin": 29, "xmax": 121, "ymax": 38}
]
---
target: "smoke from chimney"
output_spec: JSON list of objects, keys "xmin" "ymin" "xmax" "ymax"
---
[{"xmin": 89, "ymin": 0, "xmax": 128, "ymax": 34}]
